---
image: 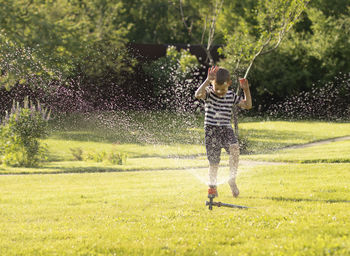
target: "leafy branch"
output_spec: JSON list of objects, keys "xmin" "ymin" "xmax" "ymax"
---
[
  {"xmin": 220, "ymin": 0, "xmax": 310, "ymax": 135},
  {"xmin": 241, "ymin": 0, "xmax": 311, "ymax": 81}
]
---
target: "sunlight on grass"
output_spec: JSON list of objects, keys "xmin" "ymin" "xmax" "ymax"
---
[
  {"xmin": 45, "ymin": 113, "xmax": 350, "ymax": 160},
  {"xmin": 0, "ymin": 114, "xmax": 347, "ymax": 174},
  {"xmin": 239, "ymin": 120, "xmax": 350, "ymax": 153},
  {"xmin": 1, "ymin": 113, "xmax": 350, "ymax": 255},
  {"xmin": 45, "ymin": 138, "xmax": 205, "ymax": 161},
  {"xmin": 243, "ymin": 140, "xmax": 350, "ymax": 163},
  {"xmin": 1, "ymin": 164, "xmax": 349, "ymax": 255}
]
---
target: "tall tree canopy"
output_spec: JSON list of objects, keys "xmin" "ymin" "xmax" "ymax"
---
[{"xmin": 0, "ymin": 0, "xmax": 349, "ymax": 108}]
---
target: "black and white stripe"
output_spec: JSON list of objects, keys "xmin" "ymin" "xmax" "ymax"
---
[{"xmin": 204, "ymin": 87, "xmax": 241, "ymax": 127}]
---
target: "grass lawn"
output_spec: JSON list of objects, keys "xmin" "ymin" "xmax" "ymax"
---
[
  {"xmin": 243, "ymin": 140, "xmax": 350, "ymax": 163},
  {"xmin": 1, "ymin": 164, "xmax": 349, "ymax": 255},
  {"xmin": 47, "ymin": 112, "xmax": 350, "ymax": 159},
  {"xmin": 239, "ymin": 119, "xmax": 350, "ymax": 153},
  {"xmin": 1, "ymin": 112, "xmax": 350, "ymax": 255}
]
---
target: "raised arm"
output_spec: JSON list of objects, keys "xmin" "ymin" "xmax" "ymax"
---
[
  {"xmin": 237, "ymin": 78, "xmax": 252, "ymax": 110},
  {"xmin": 195, "ymin": 66, "xmax": 218, "ymax": 100}
]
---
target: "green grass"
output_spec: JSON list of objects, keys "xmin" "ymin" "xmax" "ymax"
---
[
  {"xmin": 1, "ymin": 112, "xmax": 350, "ymax": 255},
  {"xmin": 239, "ymin": 119, "xmax": 350, "ymax": 153},
  {"xmin": 47, "ymin": 112, "xmax": 350, "ymax": 159},
  {"xmin": 0, "ymin": 158, "xmax": 208, "ymax": 175},
  {"xmin": 243, "ymin": 140, "xmax": 350, "ymax": 163},
  {"xmin": 1, "ymin": 164, "xmax": 349, "ymax": 255},
  {"xmin": 0, "ymin": 112, "xmax": 349, "ymax": 174}
]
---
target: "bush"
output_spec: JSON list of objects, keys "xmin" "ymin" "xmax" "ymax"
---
[
  {"xmin": 108, "ymin": 152, "xmax": 127, "ymax": 165},
  {"xmin": 75, "ymin": 149, "xmax": 128, "ymax": 165},
  {"xmin": 0, "ymin": 97, "xmax": 50, "ymax": 167},
  {"xmin": 70, "ymin": 147, "xmax": 83, "ymax": 161},
  {"xmin": 84, "ymin": 150, "xmax": 106, "ymax": 163}
]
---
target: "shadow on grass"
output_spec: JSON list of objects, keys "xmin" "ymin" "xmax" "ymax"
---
[
  {"xmin": 0, "ymin": 166, "xmax": 130, "ymax": 175},
  {"xmin": 245, "ymin": 196, "xmax": 350, "ymax": 204},
  {"xmin": 0, "ymin": 164, "xmax": 210, "ymax": 175},
  {"xmin": 4, "ymin": 167, "xmax": 128, "ymax": 175}
]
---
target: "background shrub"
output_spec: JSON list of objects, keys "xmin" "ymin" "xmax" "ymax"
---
[
  {"xmin": 108, "ymin": 152, "xmax": 127, "ymax": 165},
  {"xmin": 82, "ymin": 150, "xmax": 127, "ymax": 165},
  {"xmin": 70, "ymin": 147, "xmax": 83, "ymax": 161},
  {"xmin": 0, "ymin": 97, "xmax": 50, "ymax": 167}
]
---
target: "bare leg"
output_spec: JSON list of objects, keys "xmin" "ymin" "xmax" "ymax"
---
[
  {"xmin": 208, "ymin": 163, "xmax": 218, "ymax": 187},
  {"xmin": 228, "ymin": 143, "xmax": 240, "ymax": 197},
  {"xmin": 208, "ymin": 163, "xmax": 219, "ymax": 196}
]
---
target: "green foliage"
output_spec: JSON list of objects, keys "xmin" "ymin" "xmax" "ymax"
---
[
  {"xmin": 70, "ymin": 147, "xmax": 83, "ymax": 161},
  {"xmin": 84, "ymin": 151, "xmax": 106, "ymax": 163},
  {"xmin": 248, "ymin": 6, "xmax": 350, "ymax": 103},
  {"xmin": 120, "ymin": 0, "xmax": 185, "ymax": 43},
  {"xmin": 144, "ymin": 45, "xmax": 199, "ymax": 85},
  {"xmin": 1, "ymin": 0, "xmax": 349, "ymax": 106},
  {"xmin": 303, "ymin": 7, "xmax": 350, "ymax": 82},
  {"xmin": 143, "ymin": 46, "xmax": 200, "ymax": 111},
  {"xmin": 0, "ymin": 0, "xmax": 131, "ymax": 88},
  {"xmin": 108, "ymin": 152, "xmax": 128, "ymax": 165},
  {"xmin": 71, "ymin": 147, "xmax": 128, "ymax": 165},
  {"xmin": 219, "ymin": 0, "xmax": 310, "ymax": 80},
  {"xmin": 0, "ymin": 97, "xmax": 50, "ymax": 167}
]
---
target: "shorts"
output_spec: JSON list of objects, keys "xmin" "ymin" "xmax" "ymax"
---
[{"xmin": 205, "ymin": 125, "xmax": 238, "ymax": 165}]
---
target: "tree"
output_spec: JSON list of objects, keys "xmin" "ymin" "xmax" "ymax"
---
[
  {"xmin": 0, "ymin": 0, "xmax": 130, "ymax": 89},
  {"xmin": 241, "ymin": 3, "xmax": 350, "ymax": 108},
  {"xmin": 119, "ymin": 0, "xmax": 194, "ymax": 44},
  {"xmin": 221, "ymin": 0, "xmax": 310, "ymax": 82},
  {"xmin": 219, "ymin": 0, "xmax": 310, "ymax": 134},
  {"xmin": 179, "ymin": 0, "xmax": 225, "ymax": 65}
]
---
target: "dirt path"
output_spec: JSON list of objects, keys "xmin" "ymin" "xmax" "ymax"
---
[
  {"xmin": 240, "ymin": 135, "xmax": 350, "ymax": 167},
  {"xmin": 282, "ymin": 135, "xmax": 350, "ymax": 150}
]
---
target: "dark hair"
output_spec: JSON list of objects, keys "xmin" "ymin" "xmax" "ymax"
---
[{"xmin": 215, "ymin": 68, "xmax": 230, "ymax": 85}]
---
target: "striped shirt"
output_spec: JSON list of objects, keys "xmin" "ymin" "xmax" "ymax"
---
[{"xmin": 204, "ymin": 87, "xmax": 241, "ymax": 127}]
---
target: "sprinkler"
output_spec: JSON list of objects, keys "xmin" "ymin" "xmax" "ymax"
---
[
  {"xmin": 205, "ymin": 200, "xmax": 248, "ymax": 209},
  {"xmin": 206, "ymin": 187, "xmax": 248, "ymax": 210},
  {"xmin": 207, "ymin": 186, "xmax": 217, "ymax": 210}
]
